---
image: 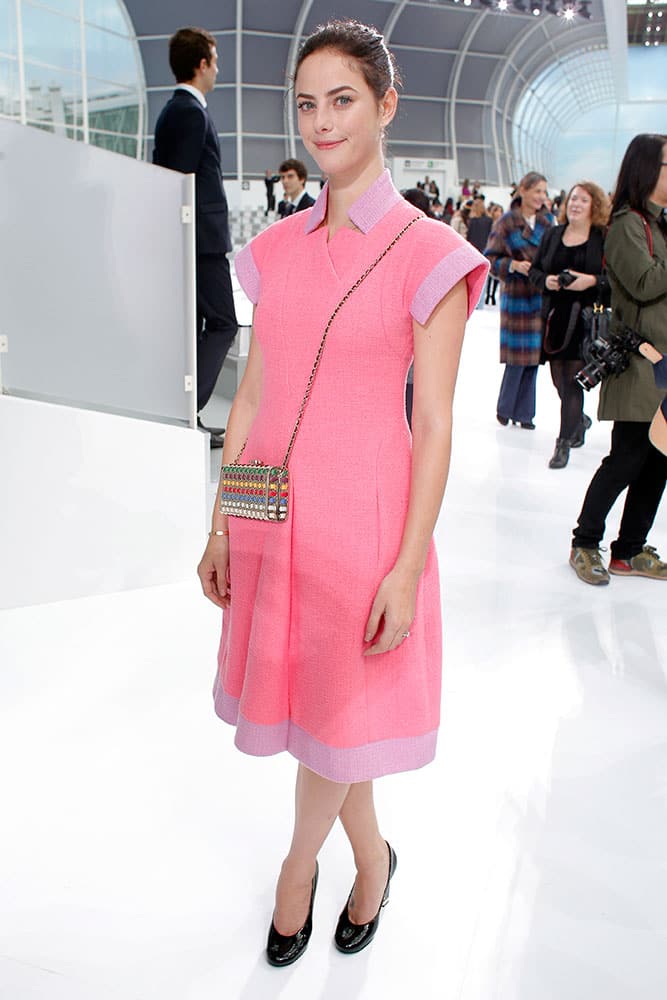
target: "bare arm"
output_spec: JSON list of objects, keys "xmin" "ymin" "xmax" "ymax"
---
[
  {"xmin": 364, "ymin": 278, "xmax": 468, "ymax": 655},
  {"xmin": 639, "ymin": 341, "xmax": 664, "ymax": 364},
  {"xmin": 197, "ymin": 319, "xmax": 263, "ymax": 608}
]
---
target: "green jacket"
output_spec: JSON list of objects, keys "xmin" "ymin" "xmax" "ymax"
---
[{"xmin": 599, "ymin": 201, "xmax": 667, "ymax": 422}]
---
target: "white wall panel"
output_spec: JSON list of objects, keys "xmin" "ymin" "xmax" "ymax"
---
[
  {"xmin": 0, "ymin": 396, "xmax": 208, "ymax": 609},
  {"xmin": 0, "ymin": 118, "xmax": 196, "ymax": 425}
]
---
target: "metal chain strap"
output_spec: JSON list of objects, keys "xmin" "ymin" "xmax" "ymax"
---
[
  {"xmin": 281, "ymin": 216, "xmax": 421, "ymax": 468},
  {"xmin": 232, "ymin": 215, "xmax": 421, "ymax": 467}
]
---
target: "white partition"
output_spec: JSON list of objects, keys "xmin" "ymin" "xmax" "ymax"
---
[
  {"xmin": 0, "ymin": 396, "xmax": 208, "ymax": 609},
  {"xmin": 0, "ymin": 119, "xmax": 196, "ymax": 425}
]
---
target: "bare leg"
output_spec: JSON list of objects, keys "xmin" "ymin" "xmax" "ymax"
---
[
  {"xmin": 338, "ymin": 781, "xmax": 390, "ymax": 924},
  {"xmin": 273, "ymin": 764, "xmax": 350, "ymax": 935}
]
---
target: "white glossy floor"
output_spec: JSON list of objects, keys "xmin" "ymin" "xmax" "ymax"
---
[{"xmin": 2, "ymin": 306, "xmax": 666, "ymax": 1000}]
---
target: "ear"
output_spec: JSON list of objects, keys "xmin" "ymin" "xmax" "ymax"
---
[{"xmin": 380, "ymin": 86, "xmax": 398, "ymax": 128}]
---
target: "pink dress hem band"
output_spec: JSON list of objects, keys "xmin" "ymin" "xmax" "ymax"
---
[{"xmin": 214, "ymin": 682, "xmax": 438, "ymax": 784}]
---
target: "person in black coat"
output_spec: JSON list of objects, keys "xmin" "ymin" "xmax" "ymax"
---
[
  {"xmin": 153, "ymin": 27, "xmax": 237, "ymax": 443},
  {"xmin": 264, "ymin": 169, "xmax": 280, "ymax": 215},
  {"xmin": 529, "ymin": 182, "xmax": 609, "ymax": 468},
  {"xmin": 466, "ymin": 198, "xmax": 492, "ymax": 309}
]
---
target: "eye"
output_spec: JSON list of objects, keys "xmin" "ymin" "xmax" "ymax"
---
[
  {"xmin": 297, "ymin": 100, "xmax": 315, "ymax": 112},
  {"xmin": 335, "ymin": 94, "xmax": 352, "ymax": 106}
]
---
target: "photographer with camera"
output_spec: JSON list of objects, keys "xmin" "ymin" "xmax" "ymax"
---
[
  {"xmin": 529, "ymin": 182, "xmax": 609, "ymax": 469},
  {"xmin": 570, "ymin": 134, "xmax": 667, "ymax": 585}
]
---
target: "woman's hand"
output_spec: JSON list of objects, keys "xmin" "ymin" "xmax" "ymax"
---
[
  {"xmin": 639, "ymin": 341, "xmax": 664, "ymax": 364},
  {"xmin": 197, "ymin": 536, "xmax": 231, "ymax": 609},
  {"xmin": 511, "ymin": 259, "xmax": 532, "ymax": 276},
  {"xmin": 564, "ymin": 270, "xmax": 597, "ymax": 293},
  {"xmin": 363, "ymin": 566, "xmax": 418, "ymax": 656},
  {"xmin": 545, "ymin": 274, "xmax": 560, "ymax": 291}
]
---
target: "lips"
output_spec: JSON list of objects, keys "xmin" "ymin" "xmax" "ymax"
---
[{"xmin": 314, "ymin": 139, "xmax": 344, "ymax": 150}]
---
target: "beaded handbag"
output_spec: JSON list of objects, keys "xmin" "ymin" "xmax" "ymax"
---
[{"xmin": 219, "ymin": 216, "xmax": 420, "ymax": 523}]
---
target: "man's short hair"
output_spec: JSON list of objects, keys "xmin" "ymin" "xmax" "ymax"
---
[
  {"xmin": 169, "ymin": 27, "xmax": 216, "ymax": 83},
  {"xmin": 279, "ymin": 159, "xmax": 308, "ymax": 183}
]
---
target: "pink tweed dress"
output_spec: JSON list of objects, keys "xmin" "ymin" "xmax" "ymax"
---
[{"xmin": 214, "ymin": 170, "xmax": 488, "ymax": 782}]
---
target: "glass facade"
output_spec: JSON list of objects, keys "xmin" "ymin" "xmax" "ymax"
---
[
  {"xmin": 511, "ymin": 45, "xmax": 615, "ymax": 188},
  {"xmin": 512, "ymin": 44, "xmax": 667, "ymax": 193},
  {"xmin": 0, "ymin": 0, "xmax": 146, "ymax": 158}
]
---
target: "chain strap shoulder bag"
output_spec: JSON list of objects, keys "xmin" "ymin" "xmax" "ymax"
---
[{"xmin": 218, "ymin": 216, "xmax": 421, "ymax": 523}]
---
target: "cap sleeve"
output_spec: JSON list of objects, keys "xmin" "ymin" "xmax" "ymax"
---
[
  {"xmin": 233, "ymin": 223, "xmax": 278, "ymax": 305},
  {"xmin": 406, "ymin": 220, "xmax": 489, "ymax": 324}
]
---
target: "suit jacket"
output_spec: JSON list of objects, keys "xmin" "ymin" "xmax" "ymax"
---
[
  {"xmin": 152, "ymin": 89, "xmax": 232, "ymax": 255},
  {"xmin": 277, "ymin": 191, "xmax": 316, "ymax": 218}
]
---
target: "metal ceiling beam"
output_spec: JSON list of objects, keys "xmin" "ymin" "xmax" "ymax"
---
[
  {"xmin": 284, "ymin": 0, "xmax": 314, "ymax": 157},
  {"xmin": 448, "ymin": 12, "xmax": 490, "ymax": 183},
  {"xmin": 601, "ymin": 0, "xmax": 628, "ymax": 102}
]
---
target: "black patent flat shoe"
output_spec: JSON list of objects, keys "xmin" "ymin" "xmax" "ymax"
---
[
  {"xmin": 334, "ymin": 842, "xmax": 397, "ymax": 955},
  {"xmin": 266, "ymin": 862, "xmax": 319, "ymax": 968}
]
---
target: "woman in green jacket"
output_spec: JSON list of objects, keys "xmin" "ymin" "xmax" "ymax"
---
[{"xmin": 570, "ymin": 133, "xmax": 667, "ymax": 585}]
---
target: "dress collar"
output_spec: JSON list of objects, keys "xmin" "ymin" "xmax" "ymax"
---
[{"xmin": 304, "ymin": 168, "xmax": 402, "ymax": 235}]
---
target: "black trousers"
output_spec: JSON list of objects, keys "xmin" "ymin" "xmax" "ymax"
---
[
  {"xmin": 572, "ymin": 421, "xmax": 667, "ymax": 559},
  {"xmin": 485, "ymin": 274, "xmax": 498, "ymax": 304},
  {"xmin": 196, "ymin": 254, "xmax": 238, "ymax": 412}
]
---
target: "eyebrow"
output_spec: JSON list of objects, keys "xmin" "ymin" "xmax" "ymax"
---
[{"xmin": 295, "ymin": 85, "xmax": 359, "ymax": 99}]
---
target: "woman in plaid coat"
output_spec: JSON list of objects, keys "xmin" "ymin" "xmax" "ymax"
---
[{"xmin": 485, "ymin": 173, "xmax": 553, "ymax": 427}]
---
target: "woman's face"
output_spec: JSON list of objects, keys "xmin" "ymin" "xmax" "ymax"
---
[
  {"xmin": 295, "ymin": 48, "xmax": 396, "ymax": 181},
  {"xmin": 650, "ymin": 143, "xmax": 667, "ymax": 207},
  {"xmin": 521, "ymin": 180, "xmax": 548, "ymax": 214},
  {"xmin": 566, "ymin": 185, "xmax": 593, "ymax": 224}
]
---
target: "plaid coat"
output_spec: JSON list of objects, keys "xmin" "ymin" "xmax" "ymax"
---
[{"xmin": 485, "ymin": 206, "xmax": 553, "ymax": 365}]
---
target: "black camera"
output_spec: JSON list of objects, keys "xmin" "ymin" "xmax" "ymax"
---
[
  {"xmin": 575, "ymin": 326, "xmax": 645, "ymax": 391},
  {"xmin": 557, "ymin": 269, "xmax": 576, "ymax": 288}
]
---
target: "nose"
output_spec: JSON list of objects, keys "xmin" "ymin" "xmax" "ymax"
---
[{"xmin": 313, "ymin": 105, "xmax": 333, "ymax": 134}]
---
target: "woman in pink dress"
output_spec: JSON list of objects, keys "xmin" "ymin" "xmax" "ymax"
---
[{"xmin": 197, "ymin": 20, "xmax": 487, "ymax": 966}]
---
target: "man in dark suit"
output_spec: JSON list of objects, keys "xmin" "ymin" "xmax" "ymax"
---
[
  {"xmin": 264, "ymin": 169, "xmax": 279, "ymax": 216},
  {"xmin": 153, "ymin": 27, "xmax": 237, "ymax": 446},
  {"xmin": 276, "ymin": 159, "xmax": 316, "ymax": 218}
]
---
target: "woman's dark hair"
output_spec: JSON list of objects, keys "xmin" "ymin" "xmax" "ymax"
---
[
  {"xmin": 402, "ymin": 188, "xmax": 433, "ymax": 217},
  {"xmin": 295, "ymin": 19, "xmax": 402, "ymax": 100},
  {"xmin": 610, "ymin": 133, "xmax": 667, "ymax": 217},
  {"xmin": 511, "ymin": 171, "xmax": 547, "ymax": 210},
  {"xmin": 169, "ymin": 27, "xmax": 216, "ymax": 83},
  {"xmin": 518, "ymin": 171, "xmax": 547, "ymax": 193}
]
